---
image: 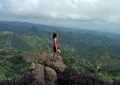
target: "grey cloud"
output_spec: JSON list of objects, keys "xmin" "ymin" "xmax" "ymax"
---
[{"xmin": 0, "ymin": 0, "xmax": 120, "ymax": 23}]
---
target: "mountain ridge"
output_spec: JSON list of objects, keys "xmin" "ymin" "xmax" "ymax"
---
[{"xmin": 0, "ymin": 21, "xmax": 120, "ymax": 82}]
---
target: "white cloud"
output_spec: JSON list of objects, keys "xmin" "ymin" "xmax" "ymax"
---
[{"xmin": 0, "ymin": 0, "xmax": 120, "ymax": 23}]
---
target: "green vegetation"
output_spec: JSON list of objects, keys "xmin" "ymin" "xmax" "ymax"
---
[
  {"xmin": 63, "ymin": 55, "xmax": 120, "ymax": 82},
  {"xmin": 0, "ymin": 51, "xmax": 30, "ymax": 80},
  {"xmin": 0, "ymin": 21, "xmax": 120, "ymax": 82}
]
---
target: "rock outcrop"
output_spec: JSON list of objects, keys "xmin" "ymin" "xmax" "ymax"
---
[
  {"xmin": 1, "ymin": 54, "xmax": 120, "ymax": 85},
  {"xmin": 24, "ymin": 54, "xmax": 67, "ymax": 85},
  {"xmin": 45, "ymin": 67, "xmax": 57, "ymax": 85},
  {"xmin": 33, "ymin": 64, "xmax": 45, "ymax": 85}
]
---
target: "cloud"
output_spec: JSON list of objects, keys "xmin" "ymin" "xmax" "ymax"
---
[
  {"xmin": 0, "ymin": 3, "xmax": 3, "ymax": 12},
  {"xmin": 0, "ymin": 0, "xmax": 120, "ymax": 23},
  {"xmin": 7, "ymin": 0, "xmax": 97, "ymax": 19}
]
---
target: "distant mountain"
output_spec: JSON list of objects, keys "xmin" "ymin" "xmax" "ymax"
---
[
  {"xmin": 0, "ymin": 21, "xmax": 120, "ymax": 81},
  {"xmin": 70, "ymin": 21, "xmax": 120, "ymax": 33},
  {"xmin": 0, "ymin": 21, "xmax": 71, "ymax": 32},
  {"xmin": 0, "ymin": 21, "xmax": 120, "ymax": 59}
]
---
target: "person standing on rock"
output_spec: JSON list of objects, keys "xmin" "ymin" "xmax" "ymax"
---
[{"xmin": 52, "ymin": 32, "xmax": 60, "ymax": 61}]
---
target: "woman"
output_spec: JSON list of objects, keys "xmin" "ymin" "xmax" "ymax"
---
[{"xmin": 52, "ymin": 32, "xmax": 60, "ymax": 61}]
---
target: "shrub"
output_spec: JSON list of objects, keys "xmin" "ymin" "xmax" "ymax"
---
[
  {"xmin": 0, "ymin": 71, "xmax": 35, "ymax": 85},
  {"xmin": 112, "ymin": 80, "xmax": 120, "ymax": 85},
  {"xmin": 58, "ymin": 68, "xmax": 79, "ymax": 85},
  {"xmin": 57, "ymin": 68, "xmax": 111, "ymax": 85}
]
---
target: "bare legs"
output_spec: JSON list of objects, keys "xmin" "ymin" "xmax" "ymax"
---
[
  {"xmin": 52, "ymin": 51, "xmax": 59, "ymax": 61},
  {"xmin": 53, "ymin": 52, "xmax": 56, "ymax": 61}
]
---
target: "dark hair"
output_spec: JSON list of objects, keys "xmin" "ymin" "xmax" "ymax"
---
[{"xmin": 53, "ymin": 32, "xmax": 58, "ymax": 39}]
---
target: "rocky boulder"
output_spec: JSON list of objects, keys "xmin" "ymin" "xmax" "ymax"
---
[
  {"xmin": 45, "ymin": 67, "xmax": 57, "ymax": 85},
  {"xmin": 32, "ymin": 64, "xmax": 45, "ymax": 85},
  {"xmin": 25, "ymin": 54, "xmax": 67, "ymax": 85}
]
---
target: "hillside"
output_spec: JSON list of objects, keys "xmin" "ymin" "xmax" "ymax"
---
[
  {"xmin": 0, "ymin": 21, "xmax": 120, "ymax": 82},
  {"xmin": 1, "ymin": 21, "xmax": 120, "ymax": 59},
  {"xmin": 0, "ymin": 31, "xmax": 52, "ymax": 53},
  {"xmin": 0, "ymin": 51, "xmax": 30, "ymax": 80},
  {"xmin": 0, "ymin": 54, "xmax": 120, "ymax": 85}
]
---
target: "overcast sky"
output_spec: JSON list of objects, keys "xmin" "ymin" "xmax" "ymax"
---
[{"xmin": 0, "ymin": 0, "xmax": 120, "ymax": 25}]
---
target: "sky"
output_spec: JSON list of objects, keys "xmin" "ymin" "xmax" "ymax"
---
[{"xmin": 0, "ymin": 0, "xmax": 120, "ymax": 31}]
